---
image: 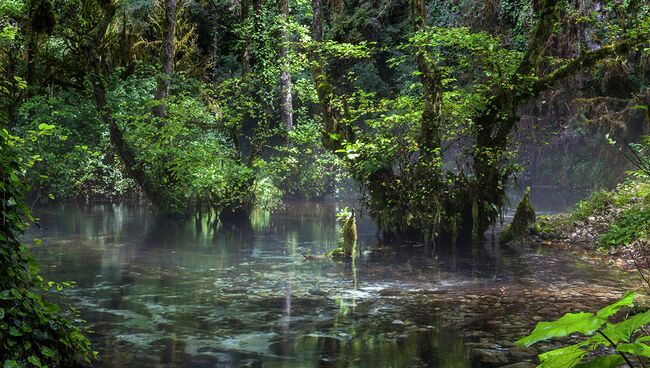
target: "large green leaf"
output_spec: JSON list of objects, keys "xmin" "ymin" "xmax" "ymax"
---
[
  {"xmin": 517, "ymin": 312, "xmax": 604, "ymax": 347},
  {"xmin": 596, "ymin": 291, "xmax": 635, "ymax": 319},
  {"xmin": 538, "ymin": 345, "xmax": 587, "ymax": 368},
  {"xmin": 601, "ymin": 309, "xmax": 650, "ymax": 344},
  {"xmin": 617, "ymin": 342, "xmax": 650, "ymax": 358},
  {"xmin": 575, "ymin": 355, "xmax": 625, "ymax": 368}
]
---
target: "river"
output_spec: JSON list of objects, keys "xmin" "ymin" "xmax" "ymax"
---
[{"xmin": 26, "ymin": 200, "xmax": 637, "ymax": 367}]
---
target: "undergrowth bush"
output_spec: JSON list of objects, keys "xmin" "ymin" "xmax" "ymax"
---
[
  {"xmin": 13, "ymin": 91, "xmax": 137, "ymax": 200},
  {"xmin": 570, "ymin": 190, "xmax": 614, "ymax": 221},
  {"xmin": 599, "ymin": 207, "xmax": 650, "ymax": 248},
  {"xmin": 256, "ymin": 120, "xmax": 343, "ymax": 200}
]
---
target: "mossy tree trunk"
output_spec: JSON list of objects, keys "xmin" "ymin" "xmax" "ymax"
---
[
  {"xmin": 87, "ymin": 0, "xmax": 178, "ymax": 213},
  {"xmin": 279, "ymin": 0, "xmax": 294, "ymax": 142},
  {"xmin": 153, "ymin": 0, "xmax": 177, "ymax": 118},
  {"xmin": 410, "ymin": 0, "xmax": 442, "ymax": 160}
]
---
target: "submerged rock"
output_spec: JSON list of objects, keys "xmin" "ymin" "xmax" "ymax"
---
[
  {"xmin": 308, "ymin": 288, "xmax": 329, "ymax": 297},
  {"xmin": 470, "ymin": 347, "xmax": 509, "ymax": 367},
  {"xmin": 500, "ymin": 363, "xmax": 536, "ymax": 368}
]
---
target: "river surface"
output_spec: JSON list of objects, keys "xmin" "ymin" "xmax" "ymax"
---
[{"xmin": 26, "ymin": 201, "xmax": 638, "ymax": 367}]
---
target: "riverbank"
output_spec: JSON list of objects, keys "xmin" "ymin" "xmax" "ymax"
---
[{"xmin": 522, "ymin": 177, "xmax": 650, "ymax": 272}]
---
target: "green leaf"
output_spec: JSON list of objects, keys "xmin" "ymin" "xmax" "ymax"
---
[
  {"xmin": 596, "ymin": 291, "xmax": 635, "ymax": 319},
  {"xmin": 617, "ymin": 342, "xmax": 650, "ymax": 358},
  {"xmin": 40, "ymin": 346, "xmax": 55, "ymax": 358},
  {"xmin": 347, "ymin": 153, "xmax": 360, "ymax": 159},
  {"xmin": 601, "ymin": 309, "xmax": 650, "ymax": 344},
  {"xmin": 538, "ymin": 344, "xmax": 587, "ymax": 368},
  {"xmin": 27, "ymin": 355, "xmax": 41, "ymax": 367},
  {"xmin": 9, "ymin": 326, "xmax": 21, "ymax": 337},
  {"xmin": 575, "ymin": 355, "xmax": 625, "ymax": 368},
  {"xmin": 517, "ymin": 312, "xmax": 604, "ymax": 347},
  {"xmin": 37, "ymin": 123, "xmax": 55, "ymax": 131},
  {"xmin": 3, "ymin": 360, "xmax": 18, "ymax": 368},
  {"xmin": 0, "ymin": 308, "xmax": 4, "ymax": 319}
]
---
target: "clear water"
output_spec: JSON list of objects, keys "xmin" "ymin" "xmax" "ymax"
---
[{"xmin": 27, "ymin": 202, "xmax": 636, "ymax": 367}]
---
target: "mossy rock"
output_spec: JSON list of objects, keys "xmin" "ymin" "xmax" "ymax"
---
[
  {"xmin": 499, "ymin": 187, "xmax": 536, "ymax": 245},
  {"xmin": 324, "ymin": 247, "xmax": 346, "ymax": 260}
]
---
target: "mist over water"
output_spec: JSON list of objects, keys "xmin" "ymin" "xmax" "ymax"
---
[{"xmin": 27, "ymin": 201, "xmax": 634, "ymax": 367}]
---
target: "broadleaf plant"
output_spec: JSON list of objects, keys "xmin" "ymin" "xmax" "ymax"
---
[{"xmin": 517, "ymin": 291, "xmax": 650, "ymax": 368}]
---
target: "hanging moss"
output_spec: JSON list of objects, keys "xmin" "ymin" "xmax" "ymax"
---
[{"xmin": 499, "ymin": 187, "xmax": 536, "ymax": 245}]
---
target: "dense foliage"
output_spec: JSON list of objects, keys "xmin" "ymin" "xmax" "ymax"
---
[
  {"xmin": 1, "ymin": 123, "xmax": 93, "ymax": 367},
  {"xmin": 0, "ymin": 0, "xmax": 648, "ymax": 231}
]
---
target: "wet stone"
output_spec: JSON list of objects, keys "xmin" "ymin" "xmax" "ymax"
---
[
  {"xmin": 500, "ymin": 362, "xmax": 536, "ymax": 368},
  {"xmin": 379, "ymin": 288, "xmax": 404, "ymax": 296},
  {"xmin": 185, "ymin": 354, "xmax": 222, "ymax": 367},
  {"xmin": 308, "ymin": 288, "xmax": 329, "ymax": 296},
  {"xmin": 507, "ymin": 346, "xmax": 537, "ymax": 362},
  {"xmin": 470, "ymin": 348, "xmax": 510, "ymax": 367}
]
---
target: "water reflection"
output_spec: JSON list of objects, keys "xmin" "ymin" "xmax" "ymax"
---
[{"xmin": 28, "ymin": 202, "xmax": 634, "ymax": 367}]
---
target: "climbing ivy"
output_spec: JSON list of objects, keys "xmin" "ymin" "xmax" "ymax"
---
[{"xmin": 1, "ymin": 128, "xmax": 95, "ymax": 367}]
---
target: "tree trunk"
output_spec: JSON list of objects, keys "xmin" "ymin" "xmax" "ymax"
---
[
  {"xmin": 153, "ymin": 0, "xmax": 176, "ymax": 117},
  {"xmin": 93, "ymin": 74, "xmax": 157, "ymax": 201},
  {"xmin": 246, "ymin": 0, "xmax": 269, "ymax": 165},
  {"xmin": 311, "ymin": 0, "xmax": 323, "ymax": 42},
  {"xmin": 241, "ymin": 0, "xmax": 251, "ymax": 79},
  {"xmin": 25, "ymin": 34, "xmax": 37, "ymax": 89},
  {"xmin": 308, "ymin": 0, "xmax": 349, "ymax": 151},
  {"xmin": 409, "ymin": 0, "xmax": 442, "ymax": 159},
  {"xmin": 87, "ymin": 0, "xmax": 167, "ymax": 210},
  {"xmin": 279, "ymin": 0, "xmax": 293, "ymax": 141}
]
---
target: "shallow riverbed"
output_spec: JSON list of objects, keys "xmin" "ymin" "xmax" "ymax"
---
[{"xmin": 27, "ymin": 202, "xmax": 638, "ymax": 367}]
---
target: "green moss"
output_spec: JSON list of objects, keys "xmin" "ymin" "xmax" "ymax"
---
[
  {"xmin": 325, "ymin": 209, "xmax": 357, "ymax": 259},
  {"xmin": 341, "ymin": 210, "xmax": 357, "ymax": 257},
  {"xmin": 499, "ymin": 187, "xmax": 536, "ymax": 244},
  {"xmin": 324, "ymin": 247, "xmax": 346, "ymax": 259}
]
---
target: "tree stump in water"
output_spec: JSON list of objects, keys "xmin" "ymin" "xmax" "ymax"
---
[
  {"xmin": 323, "ymin": 209, "xmax": 357, "ymax": 259},
  {"xmin": 341, "ymin": 209, "xmax": 357, "ymax": 257},
  {"xmin": 499, "ymin": 187, "xmax": 536, "ymax": 245}
]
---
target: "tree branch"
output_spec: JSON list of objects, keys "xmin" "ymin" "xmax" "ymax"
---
[
  {"xmin": 515, "ymin": 0, "xmax": 559, "ymax": 76},
  {"xmin": 532, "ymin": 35, "xmax": 645, "ymax": 96}
]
